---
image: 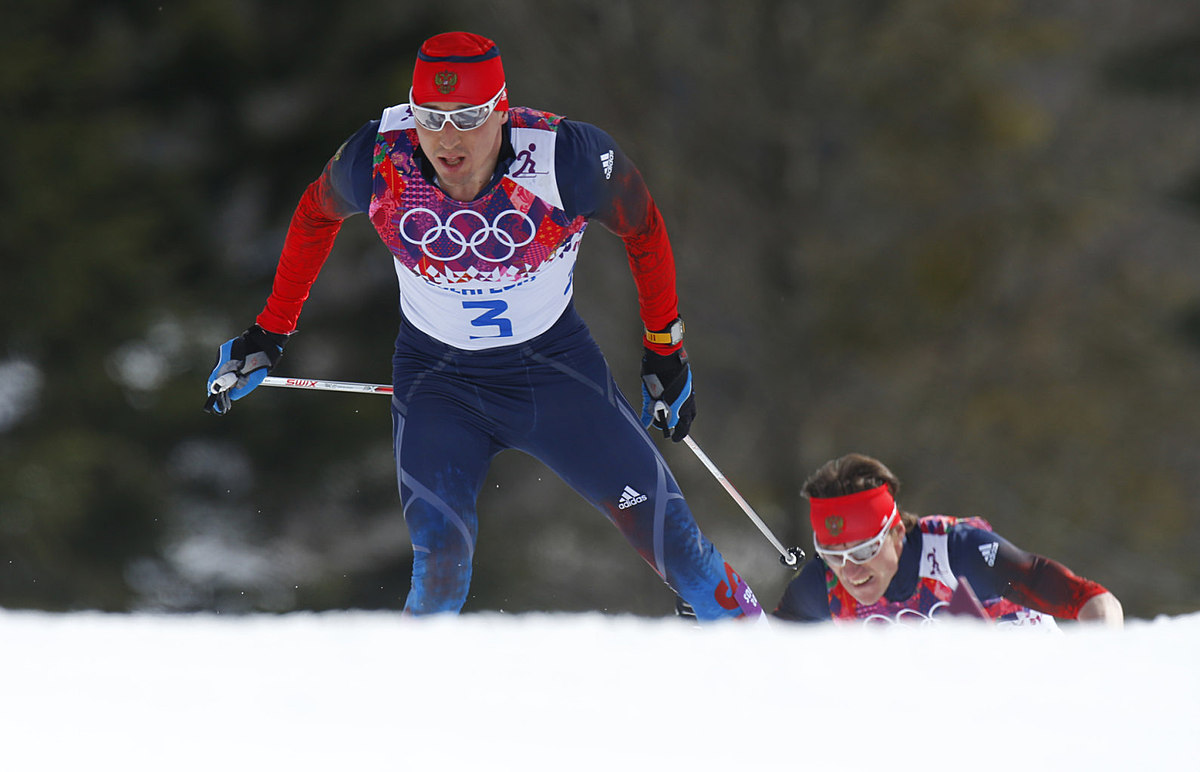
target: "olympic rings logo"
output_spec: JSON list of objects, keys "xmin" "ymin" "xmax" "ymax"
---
[
  {"xmin": 399, "ymin": 207, "xmax": 537, "ymax": 263},
  {"xmin": 861, "ymin": 602, "xmax": 949, "ymax": 627}
]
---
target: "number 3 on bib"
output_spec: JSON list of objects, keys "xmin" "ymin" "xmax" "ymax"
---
[{"xmin": 464, "ymin": 299, "xmax": 514, "ymax": 340}]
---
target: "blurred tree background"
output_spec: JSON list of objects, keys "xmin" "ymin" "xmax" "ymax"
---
[{"xmin": 3, "ymin": 0, "xmax": 1198, "ymax": 619}]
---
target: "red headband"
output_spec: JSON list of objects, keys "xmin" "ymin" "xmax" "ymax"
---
[
  {"xmin": 412, "ymin": 31, "xmax": 508, "ymax": 111},
  {"xmin": 809, "ymin": 484, "xmax": 898, "ymax": 545}
]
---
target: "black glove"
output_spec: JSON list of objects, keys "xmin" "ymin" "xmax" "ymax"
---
[
  {"xmin": 640, "ymin": 347, "xmax": 696, "ymax": 442},
  {"xmin": 204, "ymin": 324, "xmax": 289, "ymax": 415}
]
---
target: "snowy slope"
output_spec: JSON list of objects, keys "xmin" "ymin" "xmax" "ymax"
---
[{"xmin": 3, "ymin": 610, "xmax": 1195, "ymax": 771}]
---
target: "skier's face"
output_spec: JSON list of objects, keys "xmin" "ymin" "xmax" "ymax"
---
[
  {"xmin": 413, "ymin": 103, "xmax": 507, "ymax": 202},
  {"xmin": 823, "ymin": 526, "xmax": 905, "ymax": 605}
]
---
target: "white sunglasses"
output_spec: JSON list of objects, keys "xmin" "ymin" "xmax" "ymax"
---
[
  {"xmin": 409, "ymin": 84, "xmax": 506, "ymax": 132},
  {"xmin": 814, "ymin": 508, "xmax": 900, "ymax": 567}
]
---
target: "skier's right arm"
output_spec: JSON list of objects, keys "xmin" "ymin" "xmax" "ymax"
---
[
  {"xmin": 255, "ymin": 121, "xmax": 377, "ymax": 335},
  {"xmin": 205, "ymin": 122, "xmax": 376, "ymax": 414}
]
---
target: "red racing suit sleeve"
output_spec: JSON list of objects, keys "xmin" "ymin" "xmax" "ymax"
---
[
  {"xmin": 952, "ymin": 526, "xmax": 1110, "ymax": 619},
  {"xmin": 994, "ymin": 545, "xmax": 1110, "ymax": 619},
  {"xmin": 255, "ymin": 123, "xmax": 375, "ymax": 335},
  {"xmin": 555, "ymin": 120, "xmax": 681, "ymax": 354},
  {"xmin": 594, "ymin": 163, "xmax": 679, "ymax": 354}
]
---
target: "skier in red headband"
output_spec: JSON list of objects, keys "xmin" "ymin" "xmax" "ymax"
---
[
  {"xmin": 775, "ymin": 453, "xmax": 1123, "ymax": 627},
  {"xmin": 205, "ymin": 32, "xmax": 763, "ymax": 620}
]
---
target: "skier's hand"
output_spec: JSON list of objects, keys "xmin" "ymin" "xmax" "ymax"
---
[
  {"xmin": 640, "ymin": 347, "xmax": 695, "ymax": 442},
  {"xmin": 204, "ymin": 324, "xmax": 289, "ymax": 415}
]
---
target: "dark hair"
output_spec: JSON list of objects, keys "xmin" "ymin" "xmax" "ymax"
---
[{"xmin": 801, "ymin": 453, "xmax": 919, "ymax": 532}]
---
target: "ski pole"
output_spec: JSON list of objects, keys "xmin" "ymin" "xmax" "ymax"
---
[
  {"xmin": 653, "ymin": 402, "xmax": 804, "ymax": 569},
  {"xmin": 261, "ymin": 376, "xmax": 394, "ymax": 395}
]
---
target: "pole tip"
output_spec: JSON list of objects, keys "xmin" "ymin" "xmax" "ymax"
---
[{"xmin": 780, "ymin": 546, "xmax": 806, "ymax": 570}]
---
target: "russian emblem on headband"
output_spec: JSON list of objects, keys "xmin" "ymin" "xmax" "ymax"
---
[
  {"xmin": 825, "ymin": 516, "xmax": 844, "ymax": 537},
  {"xmin": 434, "ymin": 71, "xmax": 458, "ymax": 94}
]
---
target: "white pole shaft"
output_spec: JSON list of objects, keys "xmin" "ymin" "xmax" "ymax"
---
[
  {"xmin": 261, "ymin": 376, "xmax": 393, "ymax": 395},
  {"xmin": 681, "ymin": 435, "xmax": 796, "ymax": 565}
]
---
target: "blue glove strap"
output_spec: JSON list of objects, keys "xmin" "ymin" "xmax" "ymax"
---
[
  {"xmin": 229, "ymin": 366, "xmax": 268, "ymax": 401},
  {"xmin": 666, "ymin": 368, "xmax": 693, "ymax": 427},
  {"xmin": 640, "ymin": 384, "xmax": 656, "ymax": 429}
]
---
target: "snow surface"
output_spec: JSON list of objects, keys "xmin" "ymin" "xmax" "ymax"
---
[{"xmin": 3, "ymin": 609, "xmax": 1196, "ymax": 771}]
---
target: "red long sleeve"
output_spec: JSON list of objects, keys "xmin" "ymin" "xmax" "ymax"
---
[
  {"xmin": 998, "ymin": 550, "xmax": 1109, "ymax": 620},
  {"xmin": 593, "ymin": 155, "xmax": 681, "ymax": 354},
  {"xmin": 255, "ymin": 175, "xmax": 346, "ymax": 334},
  {"xmin": 624, "ymin": 196, "xmax": 680, "ymax": 353}
]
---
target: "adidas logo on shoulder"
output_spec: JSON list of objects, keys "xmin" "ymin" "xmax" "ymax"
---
[
  {"xmin": 600, "ymin": 150, "xmax": 614, "ymax": 180},
  {"xmin": 979, "ymin": 542, "xmax": 998, "ymax": 567},
  {"xmin": 618, "ymin": 485, "xmax": 647, "ymax": 509}
]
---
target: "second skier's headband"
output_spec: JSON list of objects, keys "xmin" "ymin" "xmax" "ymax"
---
[
  {"xmin": 809, "ymin": 484, "xmax": 899, "ymax": 545},
  {"xmin": 412, "ymin": 31, "xmax": 508, "ymax": 111}
]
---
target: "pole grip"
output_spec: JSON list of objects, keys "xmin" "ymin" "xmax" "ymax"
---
[{"xmin": 209, "ymin": 372, "xmax": 238, "ymax": 394}]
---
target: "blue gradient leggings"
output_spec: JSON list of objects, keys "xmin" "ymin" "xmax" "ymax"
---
[{"xmin": 390, "ymin": 307, "xmax": 761, "ymax": 621}]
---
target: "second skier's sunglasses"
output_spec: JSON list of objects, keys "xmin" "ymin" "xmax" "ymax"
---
[
  {"xmin": 814, "ymin": 508, "xmax": 900, "ymax": 567},
  {"xmin": 409, "ymin": 84, "xmax": 506, "ymax": 132}
]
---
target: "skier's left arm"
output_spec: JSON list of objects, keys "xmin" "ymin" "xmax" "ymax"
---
[
  {"xmin": 557, "ymin": 120, "xmax": 694, "ymax": 441},
  {"xmin": 954, "ymin": 527, "xmax": 1123, "ymax": 627}
]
